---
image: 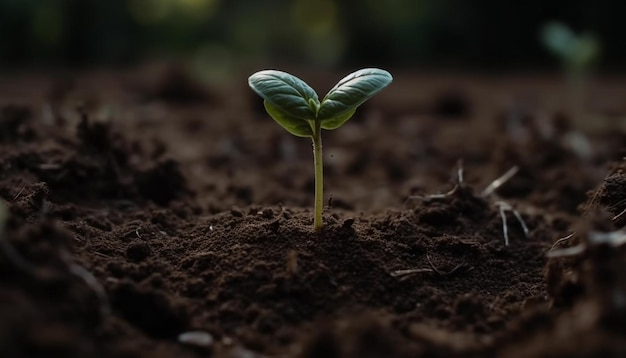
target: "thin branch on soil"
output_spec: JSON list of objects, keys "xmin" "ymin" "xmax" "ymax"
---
[
  {"xmin": 546, "ymin": 244, "xmax": 586, "ymax": 258},
  {"xmin": 547, "ymin": 229, "xmax": 626, "ymax": 258},
  {"xmin": 498, "ymin": 205, "xmax": 510, "ymax": 246},
  {"xmin": 512, "ymin": 207, "xmax": 530, "ymax": 236},
  {"xmin": 93, "ymin": 251, "xmax": 112, "ymax": 258},
  {"xmin": 613, "ymin": 207, "xmax": 626, "ymax": 222},
  {"xmin": 481, "ymin": 166, "xmax": 519, "ymax": 197},
  {"xmin": 406, "ymin": 160, "xmax": 464, "ymax": 202},
  {"xmin": 391, "ymin": 255, "xmax": 473, "ymax": 278},
  {"xmin": 408, "ymin": 163, "xmax": 530, "ymax": 246},
  {"xmin": 456, "ymin": 159, "xmax": 464, "ymax": 185},
  {"xmin": 482, "ymin": 167, "xmax": 528, "ymax": 246},
  {"xmin": 390, "ymin": 267, "xmax": 434, "ymax": 278},
  {"xmin": 124, "ymin": 227, "xmax": 143, "ymax": 239},
  {"xmin": 408, "ymin": 185, "xmax": 458, "ymax": 201},
  {"xmin": 495, "ymin": 201, "xmax": 530, "ymax": 246},
  {"xmin": 427, "ymin": 254, "xmax": 473, "ymax": 276},
  {"xmin": 12, "ymin": 187, "xmax": 25, "ymax": 202},
  {"xmin": 550, "ymin": 232, "xmax": 575, "ymax": 250}
]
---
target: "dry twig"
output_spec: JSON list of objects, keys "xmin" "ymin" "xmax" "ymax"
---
[
  {"xmin": 482, "ymin": 166, "xmax": 519, "ymax": 197},
  {"xmin": 495, "ymin": 201, "xmax": 530, "ymax": 246}
]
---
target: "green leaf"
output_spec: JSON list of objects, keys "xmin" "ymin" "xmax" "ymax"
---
[
  {"xmin": 264, "ymin": 101, "xmax": 313, "ymax": 137},
  {"xmin": 248, "ymin": 70, "xmax": 319, "ymax": 120},
  {"xmin": 320, "ymin": 108, "xmax": 356, "ymax": 130},
  {"xmin": 571, "ymin": 34, "xmax": 599, "ymax": 68},
  {"xmin": 542, "ymin": 22, "xmax": 575, "ymax": 58},
  {"xmin": 318, "ymin": 68, "xmax": 392, "ymax": 121}
]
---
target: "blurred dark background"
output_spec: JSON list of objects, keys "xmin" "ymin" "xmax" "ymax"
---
[{"xmin": 1, "ymin": 0, "xmax": 624, "ymax": 71}]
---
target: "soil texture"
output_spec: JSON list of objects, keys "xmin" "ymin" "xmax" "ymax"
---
[{"xmin": 0, "ymin": 67, "xmax": 625, "ymax": 357}]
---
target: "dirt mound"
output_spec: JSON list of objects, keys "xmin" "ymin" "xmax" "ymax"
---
[{"xmin": 0, "ymin": 70, "xmax": 625, "ymax": 357}]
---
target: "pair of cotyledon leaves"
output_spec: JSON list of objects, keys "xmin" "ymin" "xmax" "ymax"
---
[
  {"xmin": 542, "ymin": 22, "xmax": 599, "ymax": 70},
  {"xmin": 248, "ymin": 68, "xmax": 392, "ymax": 137}
]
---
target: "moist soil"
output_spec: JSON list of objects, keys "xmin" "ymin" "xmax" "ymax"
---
[{"xmin": 0, "ymin": 66, "xmax": 625, "ymax": 357}]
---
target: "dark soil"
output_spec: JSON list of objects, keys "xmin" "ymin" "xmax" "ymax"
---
[{"xmin": 0, "ymin": 67, "xmax": 625, "ymax": 357}]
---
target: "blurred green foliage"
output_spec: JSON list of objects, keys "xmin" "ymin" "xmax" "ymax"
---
[
  {"xmin": 0, "ymin": 0, "xmax": 624, "ymax": 69},
  {"xmin": 542, "ymin": 22, "xmax": 600, "ymax": 74}
]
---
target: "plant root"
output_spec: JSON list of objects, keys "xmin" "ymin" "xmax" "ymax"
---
[
  {"xmin": 496, "ymin": 200, "xmax": 530, "ymax": 246},
  {"xmin": 613, "ymin": 207, "xmax": 626, "ymax": 222},
  {"xmin": 390, "ymin": 268, "xmax": 434, "ymax": 278},
  {"xmin": 550, "ymin": 232, "xmax": 576, "ymax": 250},
  {"xmin": 547, "ymin": 228, "xmax": 626, "ymax": 258},
  {"xmin": 407, "ymin": 160, "xmax": 464, "ymax": 202},
  {"xmin": 481, "ymin": 166, "xmax": 519, "ymax": 197},
  {"xmin": 482, "ymin": 166, "xmax": 528, "ymax": 246},
  {"xmin": 391, "ymin": 254, "xmax": 473, "ymax": 279},
  {"xmin": 406, "ymin": 163, "xmax": 531, "ymax": 246}
]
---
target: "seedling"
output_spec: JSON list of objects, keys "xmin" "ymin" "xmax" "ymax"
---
[
  {"xmin": 542, "ymin": 22, "xmax": 600, "ymax": 76},
  {"xmin": 248, "ymin": 68, "xmax": 393, "ymax": 230},
  {"xmin": 541, "ymin": 22, "xmax": 600, "ymax": 128}
]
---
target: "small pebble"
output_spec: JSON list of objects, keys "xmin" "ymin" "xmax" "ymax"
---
[
  {"xmin": 260, "ymin": 208, "xmax": 273, "ymax": 219},
  {"xmin": 231, "ymin": 209, "xmax": 243, "ymax": 217},
  {"xmin": 178, "ymin": 331, "xmax": 214, "ymax": 348},
  {"xmin": 231, "ymin": 347, "xmax": 257, "ymax": 358},
  {"xmin": 342, "ymin": 218, "xmax": 355, "ymax": 229}
]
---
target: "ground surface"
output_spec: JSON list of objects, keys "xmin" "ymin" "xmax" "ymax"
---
[{"xmin": 0, "ymin": 66, "xmax": 625, "ymax": 357}]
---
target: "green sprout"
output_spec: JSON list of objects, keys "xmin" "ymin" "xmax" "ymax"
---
[
  {"xmin": 542, "ymin": 22, "xmax": 600, "ymax": 76},
  {"xmin": 542, "ymin": 22, "xmax": 600, "ymax": 127},
  {"xmin": 248, "ymin": 68, "xmax": 392, "ymax": 230}
]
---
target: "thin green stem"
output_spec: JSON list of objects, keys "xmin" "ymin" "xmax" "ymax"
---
[
  {"xmin": 566, "ymin": 70, "xmax": 587, "ymax": 128},
  {"xmin": 312, "ymin": 120, "xmax": 323, "ymax": 231}
]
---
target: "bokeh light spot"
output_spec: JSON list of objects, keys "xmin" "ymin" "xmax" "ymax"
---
[
  {"xmin": 129, "ymin": 0, "xmax": 172, "ymax": 25},
  {"xmin": 32, "ymin": 4, "xmax": 64, "ymax": 46},
  {"xmin": 178, "ymin": 0, "xmax": 220, "ymax": 19},
  {"xmin": 291, "ymin": 0, "xmax": 338, "ymax": 36}
]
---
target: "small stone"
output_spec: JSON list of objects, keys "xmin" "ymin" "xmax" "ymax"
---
[
  {"xmin": 231, "ymin": 347, "xmax": 256, "ymax": 358},
  {"xmin": 231, "ymin": 209, "xmax": 243, "ymax": 217},
  {"xmin": 260, "ymin": 208, "xmax": 273, "ymax": 219},
  {"xmin": 263, "ymin": 217, "xmax": 280, "ymax": 231},
  {"xmin": 178, "ymin": 331, "xmax": 214, "ymax": 348}
]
